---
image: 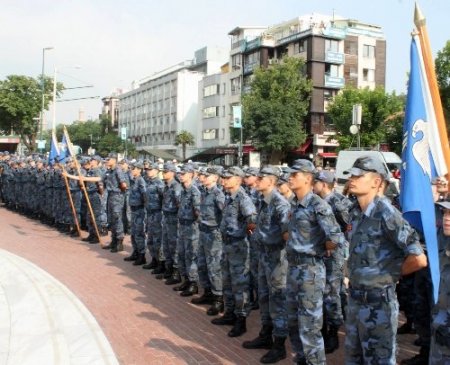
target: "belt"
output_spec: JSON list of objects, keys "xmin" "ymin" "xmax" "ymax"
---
[
  {"xmin": 147, "ymin": 208, "xmax": 161, "ymax": 213},
  {"xmin": 349, "ymin": 285, "xmax": 394, "ymax": 304},
  {"xmin": 223, "ymin": 235, "xmax": 246, "ymax": 244},
  {"xmin": 199, "ymin": 224, "xmax": 219, "ymax": 232},
  {"xmin": 179, "ymin": 218, "xmax": 195, "ymax": 225},
  {"xmin": 163, "ymin": 211, "xmax": 177, "ymax": 216},
  {"xmin": 130, "ymin": 205, "xmax": 144, "ymax": 211},
  {"xmin": 287, "ymin": 253, "xmax": 323, "ymax": 265}
]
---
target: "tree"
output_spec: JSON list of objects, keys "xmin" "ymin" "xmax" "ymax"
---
[
  {"xmin": 174, "ymin": 130, "xmax": 195, "ymax": 161},
  {"xmin": 96, "ymin": 132, "xmax": 136, "ymax": 157},
  {"xmin": 327, "ymin": 87, "xmax": 405, "ymax": 151},
  {"xmin": 242, "ymin": 56, "xmax": 312, "ymax": 164},
  {"xmin": 0, "ymin": 75, "xmax": 63, "ymax": 152},
  {"xmin": 435, "ymin": 40, "xmax": 450, "ymax": 128}
]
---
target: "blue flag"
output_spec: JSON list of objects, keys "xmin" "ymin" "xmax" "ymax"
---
[
  {"xmin": 59, "ymin": 133, "xmax": 70, "ymax": 164},
  {"xmin": 400, "ymin": 37, "xmax": 441, "ymax": 302},
  {"xmin": 48, "ymin": 131, "xmax": 60, "ymax": 165}
]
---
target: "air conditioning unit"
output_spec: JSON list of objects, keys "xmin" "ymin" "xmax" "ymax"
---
[{"xmin": 268, "ymin": 59, "xmax": 275, "ymax": 65}]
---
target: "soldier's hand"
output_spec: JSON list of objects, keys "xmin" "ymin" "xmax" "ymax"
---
[
  {"xmin": 119, "ymin": 182, "xmax": 128, "ymax": 192},
  {"xmin": 325, "ymin": 240, "xmax": 337, "ymax": 250},
  {"xmin": 247, "ymin": 223, "xmax": 256, "ymax": 235},
  {"xmin": 98, "ymin": 186, "xmax": 104, "ymax": 195}
]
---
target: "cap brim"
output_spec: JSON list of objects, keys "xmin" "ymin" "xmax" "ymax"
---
[
  {"xmin": 343, "ymin": 167, "xmax": 366, "ymax": 176},
  {"xmin": 283, "ymin": 167, "xmax": 298, "ymax": 173},
  {"xmin": 436, "ymin": 201, "xmax": 450, "ymax": 210}
]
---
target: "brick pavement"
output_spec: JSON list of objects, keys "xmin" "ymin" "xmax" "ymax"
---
[{"xmin": 0, "ymin": 206, "xmax": 420, "ymax": 365}]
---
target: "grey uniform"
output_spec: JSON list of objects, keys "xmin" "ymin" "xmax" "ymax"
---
[
  {"xmin": 255, "ymin": 189, "xmax": 290, "ymax": 338},
  {"xmin": 129, "ymin": 175, "xmax": 147, "ymax": 254},
  {"xmin": 85, "ymin": 167, "xmax": 107, "ymax": 236},
  {"xmin": 345, "ymin": 196, "xmax": 423, "ymax": 365},
  {"xmin": 144, "ymin": 176, "xmax": 164, "ymax": 260},
  {"xmin": 103, "ymin": 167, "xmax": 128, "ymax": 241},
  {"xmin": 220, "ymin": 186, "xmax": 257, "ymax": 317},
  {"xmin": 199, "ymin": 184, "xmax": 225, "ymax": 295},
  {"xmin": 287, "ymin": 192, "xmax": 346, "ymax": 365}
]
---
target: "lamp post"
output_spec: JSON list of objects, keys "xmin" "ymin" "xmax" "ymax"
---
[{"xmin": 39, "ymin": 47, "xmax": 54, "ymax": 152}]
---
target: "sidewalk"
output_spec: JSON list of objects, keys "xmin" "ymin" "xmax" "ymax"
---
[{"xmin": 0, "ymin": 207, "xmax": 419, "ymax": 364}]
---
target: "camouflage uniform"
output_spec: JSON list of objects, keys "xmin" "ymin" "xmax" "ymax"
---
[
  {"xmin": 220, "ymin": 185, "xmax": 256, "ymax": 318},
  {"xmin": 35, "ymin": 165, "xmax": 46, "ymax": 218},
  {"xmin": 198, "ymin": 178, "xmax": 225, "ymax": 296},
  {"xmin": 177, "ymin": 177, "xmax": 201, "ymax": 283},
  {"xmin": 287, "ymin": 191, "xmax": 346, "ymax": 365},
  {"xmin": 345, "ymin": 196, "xmax": 423, "ymax": 365},
  {"xmin": 129, "ymin": 172, "xmax": 147, "ymax": 255},
  {"xmin": 255, "ymin": 187, "xmax": 290, "ymax": 338},
  {"xmin": 85, "ymin": 165, "xmax": 107, "ymax": 237},
  {"xmin": 144, "ymin": 171, "xmax": 164, "ymax": 261}
]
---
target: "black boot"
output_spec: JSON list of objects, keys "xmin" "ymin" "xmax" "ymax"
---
[
  {"xmin": 70, "ymin": 226, "xmax": 80, "ymax": 237},
  {"xmin": 89, "ymin": 235, "xmax": 100, "ymax": 244},
  {"xmin": 82, "ymin": 234, "xmax": 95, "ymax": 242},
  {"xmin": 180, "ymin": 282, "xmax": 198, "ymax": 297},
  {"xmin": 242, "ymin": 325, "xmax": 273, "ymax": 349},
  {"xmin": 133, "ymin": 254, "xmax": 147, "ymax": 266},
  {"xmin": 206, "ymin": 295, "xmax": 224, "ymax": 316},
  {"xmin": 260, "ymin": 336, "xmax": 287, "ymax": 364},
  {"xmin": 142, "ymin": 257, "xmax": 158, "ymax": 270},
  {"xmin": 324, "ymin": 325, "xmax": 340, "ymax": 354},
  {"xmin": 152, "ymin": 260, "xmax": 165, "ymax": 275},
  {"xmin": 155, "ymin": 262, "xmax": 170, "ymax": 279},
  {"xmin": 102, "ymin": 237, "xmax": 116, "ymax": 250},
  {"xmin": 124, "ymin": 251, "xmax": 138, "ymax": 261},
  {"xmin": 173, "ymin": 277, "xmax": 190, "ymax": 292},
  {"xmin": 400, "ymin": 346, "xmax": 430, "ymax": 365},
  {"xmin": 100, "ymin": 227, "xmax": 109, "ymax": 236},
  {"xmin": 110, "ymin": 238, "xmax": 124, "ymax": 253},
  {"xmin": 165, "ymin": 269, "xmax": 181, "ymax": 285},
  {"xmin": 211, "ymin": 311, "xmax": 236, "ymax": 325},
  {"xmin": 228, "ymin": 316, "xmax": 246, "ymax": 337},
  {"xmin": 163, "ymin": 263, "xmax": 174, "ymax": 279},
  {"xmin": 191, "ymin": 288, "xmax": 214, "ymax": 305}
]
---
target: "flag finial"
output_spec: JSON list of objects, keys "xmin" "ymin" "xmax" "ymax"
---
[{"xmin": 414, "ymin": 2, "xmax": 426, "ymax": 28}]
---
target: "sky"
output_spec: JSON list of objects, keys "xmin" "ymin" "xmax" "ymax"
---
[{"xmin": 0, "ymin": 0, "xmax": 448, "ymax": 128}]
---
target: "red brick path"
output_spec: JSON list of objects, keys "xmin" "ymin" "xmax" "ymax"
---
[{"xmin": 0, "ymin": 207, "xmax": 419, "ymax": 364}]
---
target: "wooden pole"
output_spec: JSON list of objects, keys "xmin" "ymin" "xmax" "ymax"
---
[
  {"xmin": 63, "ymin": 127, "xmax": 103, "ymax": 246},
  {"xmin": 61, "ymin": 165, "xmax": 81, "ymax": 236}
]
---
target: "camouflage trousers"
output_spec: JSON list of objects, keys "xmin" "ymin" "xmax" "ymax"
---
[
  {"xmin": 323, "ymin": 252, "xmax": 344, "ymax": 327},
  {"xmin": 177, "ymin": 222, "xmax": 199, "ymax": 282},
  {"xmin": 430, "ymin": 310, "xmax": 450, "ymax": 364},
  {"xmin": 414, "ymin": 266, "xmax": 433, "ymax": 348},
  {"xmin": 130, "ymin": 207, "xmax": 146, "ymax": 254},
  {"xmin": 161, "ymin": 213, "xmax": 179, "ymax": 267},
  {"xmin": 107, "ymin": 192, "xmax": 125, "ymax": 240},
  {"xmin": 345, "ymin": 285, "xmax": 398, "ymax": 365},
  {"xmin": 68, "ymin": 190, "xmax": 81, "ymax": 226},
  {"xmin": 87, "ymin": 192, "xmax": 107, "ymax": 236},
  {"xmin": 122, "ymin": 191, "xmax": 131, "ymax": 234},
  {"xmin": 146, "ymin": 211, "xmax": 162, "ymax": 260},
  {"xmin": 249, "ymin": 234, "xmax": 259, "ymax": 299},
  {"xmin": 198, "ymin": 227, "xmax": 223, "ymax": 295},
  {"xmin": 222, "ymin": 237, "xmax": 250, "ymax": 317},
  {"xmin": 258, "ymin": 245, "xmax": 288, "ymax": 338},
  {"xmin": 287, "ymin": 258, "xmax": 326, "ymax": 365}
]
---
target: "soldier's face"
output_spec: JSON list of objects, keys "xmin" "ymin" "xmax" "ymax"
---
[
  {"xmin": 443, "ymin": 210, "xmax": 450, "ymax": 236},
  {"xmin": 131, "ymin": 168, "xmax": 141, "ymax": 177},
  {"xmin": 348, "ymin": 172, "xmax": 381, "ymax": 196},
  {"xmin": 313, "ymin": 180, "xmax": 325, "ymax": 195},
  {"xmin": 256, "ymin": 176, "xmax": 272, "ymax": 192},
  {"xmin": 179, "ymin": 172, "xmax": 193, "ymax": 184},
  {"xmin": 288, "ymin": 171, "xmax": 311, "ymax": 192},
  {"xmin": 106, "ymin": 158, "xmax": 115, "ymax": 168},
  {"xmin": 162, "ymin": 170, "xmax": 175, "ymax": 181},
  {"xmin": 244, "ymin": 175, "xmax": 258, "ymax": 186},
  {"xmin": 277, "ymin": 182, "xmax": 291, "ymax": 195},
  {"xmin": 146, "ymin": 169, "xmax": 158, "ymax": 178}
]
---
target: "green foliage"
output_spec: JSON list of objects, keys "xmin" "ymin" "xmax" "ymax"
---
[
  {"xmin": 0, "ymin": 74, "xmax": 63, "ymax": 152},
  {"xmin": 241, "ymin": 56, "xmax": 312, "ymax": 162},
  {"xmin": 174, "ymin": 130, "xmax": 195, "ymax": 160},
  {"xmin": 96, "ymin": 132, "xmax": 136, "ymax": 157},
  {"xmin": 436, "ymin": 40, "xmax": 450, "ymax": 128},
  {"xmin": 327, "ymin": 86, "xmax": 405, "ymax": 151}
]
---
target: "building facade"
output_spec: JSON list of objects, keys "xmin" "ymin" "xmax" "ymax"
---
[{"xmin": 101, "ymin": 89, "xmax": 123, "ymax": 132}]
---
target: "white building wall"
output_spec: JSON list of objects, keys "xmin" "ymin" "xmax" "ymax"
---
[{"xmin": 357, "ymin": 35, "xmax": 377, "ymax": 89}]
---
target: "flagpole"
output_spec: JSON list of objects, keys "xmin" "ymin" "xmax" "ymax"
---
[
  {"xmin": 414, "ymin": 3, "xmax": 450, "ymax": 178},
  {"xmin": 62, "ymin": 164, "xmax": 82, "ymax": 236},
  {"xmin": 63, "ymin": 126, "xmax": 103, "ymax": 246}
]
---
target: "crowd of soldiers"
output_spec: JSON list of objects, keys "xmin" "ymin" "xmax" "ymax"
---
[{"xmin": 0, "ymin": 150, "xmax": 449, "ymax": 365}]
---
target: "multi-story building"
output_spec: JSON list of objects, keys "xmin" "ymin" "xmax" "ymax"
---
[
  {"xmin": 101, "ymin": 89, "xmax": 123, "ymax": 132},
  {"xmin": 231, "ymin": 14, "xmax": 386, "ymax": 165},
  {"xmin": 118, "ymin": 46, "xmax": 228, "ymax": 160}
]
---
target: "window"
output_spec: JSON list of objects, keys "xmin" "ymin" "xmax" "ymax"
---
[
  {"xmin": 244, "ymin": 51, "xmax": 260, "ymax": 65},
  {"xmin": 363, "ymin": 45, "xmax": 375, "ymax": 58},
  {"xmin": 325, "ymin": 39, "xmax": 339, "ymax": 52},
  {"xmin": 203, "ymin": 129, "xmax": 218, "ymax": 140},
  {"xmin": 222, "ymin": 83, "xmax": 226, "ymax": 94},
  {"xmin": 363, "ymin": 68, "xmax": 375, "ymax": 82},
  {"xmin": 203, "ymin": 106, "xmax": 219, "ymax": 118},
  {"xmin": 231, "ymin": 77, "xmax": 241, "ymax": 95},
  {"xmin": 324, "ymin": 90, "xmax": 334, "ymax": 112},
  {"xmin": 344, "ymin": 40, "xmax": 357, "ymax": 55},
  {"xmin": 294, "ymin": 40, "xmax": 306, "ymax": 54},
  {"xmin": 203, "ymin": 84, "xmax": 219, "ymax": 97},
  {"xmin": 325, "ymin": 64, "xmax": 339, "ymax": 77},
  {"xmin": 231, "ymin": 54, "xmax": 241, "ymax": 70}
]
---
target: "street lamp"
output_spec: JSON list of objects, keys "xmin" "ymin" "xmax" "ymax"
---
[{"xmin": 39, "ymin": 46, "xmax": 54, "ymax": 152}]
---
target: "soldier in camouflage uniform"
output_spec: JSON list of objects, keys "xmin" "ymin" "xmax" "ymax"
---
[
  {"xmin": 119, "ymin": 159, "xmax": 132, "ymax": 235},
  {"xmin": 102, "ymin": 153, "xmax": 128, "ymax": 252},
  {"xmin": 66, "ymin": 158, "xmax": 84, "ymax": 237},
  {"xmin": 35, "ymin": 159, "xmax": 47, "ymax": 220},
  {"xmin": 142, "ymin": 162, "xmax": 165, "ymax": 272},
  {"xmin": 157, "ymin": 162, "xmax": 182, "ymax": 283},
  {"xmin": 313, "ymin": 170, "xmax": 352, "ymax": 354},
  {"xmin": 123, "ymin": 162, "xmax": 147, "ymax": 265},
  {"xmin": 191, "ymin": 166, "xmax": 225, "ymax": 316},
  {"xmin": 243, "ymin": 166, "xmax": 290, "ymax": 364},
  {"xmin": 172, "ymin": 164, "xmax": 201, "ymax": 296},
  {"xmin": 344, "ymin": 156, "xmax": 427, "ymax": 365},
  {"xmin": 211, "ymin": 166, "xmax": 256, "ymax": 338},
  {"xmin": 285, "ymin": 159, "xmax": 346, "ymax": 365}
]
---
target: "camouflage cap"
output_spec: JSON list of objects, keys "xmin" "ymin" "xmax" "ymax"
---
[
  {"xmin": 131, "ymin": 161, "xmax": 144, "ymax": 170},
  {"xmin": 284, "ymin": 159, "xmax": 316, "ymax": 174},
  {"xmin": 244, "ymin": 167, "xmax": 259, "ymax": 177},
  {"xmin": 145, "ymin": 162, "xmax": 160, "ymax": 170},
  {"xmin": 277, "ymin": 173, "xmax": 290, "ymax": 185},
  {"xmin": 179, "ymin": 164, "xmax": 195, "ymax": 173},
  {"xmin": 314, "ymin": 170, "xmax": 336, "ymax": 184},
  {"xmin": 162, "ymin": 162, "xmax": 177, "ymax": 173},
  {"xmin": 221, "ymin": 166, "xmax": 245, "ymax": 178},
  {"xmin": 118, "ymin": 159, "xmax": 128, "ymax": 165},
  {"xmin": 344, "ymin": 156, "xmax": 387, "ymax": 179},
  {"xmin": 107, "ymin": 152, "xmax": 118, "ymax": 160},
  {"xmin": 258, "ymin": 165, "xmax": 281, "ymax": 178},
  {"xmin": 205, "ymin": 166, "xmax": 223, "ymax": 176}
]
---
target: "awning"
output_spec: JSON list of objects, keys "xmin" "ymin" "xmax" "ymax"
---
[
  {"xmin": 318, "ymin": 152, "xmax": 337, "ymax": 158},
  {"xmin": 137, "ymin": 147, "xmax": 181, "ymax": 161},
  {"xmin": 243, "ymin": 145, "xmax": 256, "ymax": 154},
  {"xmin": 188, "ymin": 146, "xmax": 237, "ymax": 163},
  {"xmin": 291, "ymin": 138, "xmax": 312, "ymax": 154}
]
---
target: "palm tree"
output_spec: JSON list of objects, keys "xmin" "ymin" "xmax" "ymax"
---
[{"xmin": 174, "ymin": 130, "xmax": 195, "ymax": 161}]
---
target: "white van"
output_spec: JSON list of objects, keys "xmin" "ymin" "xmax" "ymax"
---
[{"xmin": 335, "ymin": 150, "xmax": 402, "ymax": 195}]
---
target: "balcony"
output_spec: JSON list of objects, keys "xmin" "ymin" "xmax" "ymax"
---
[
  {"xmin": 324, "ymin": 75, "xmax": 345, "ymax": 89},
  {"xmin": 325, "ymin": 51, "xmax": 345, "ymax": 64},
  {"xmin": 243, "ymin": 63, "xmax": 257, "ymax": 75}
]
